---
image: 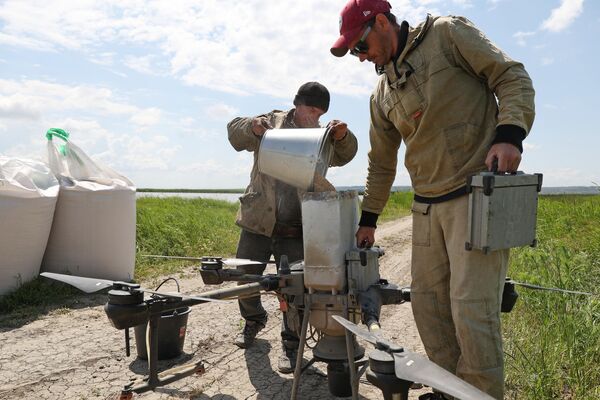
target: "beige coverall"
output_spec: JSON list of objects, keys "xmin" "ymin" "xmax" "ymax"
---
[{"xmin": 362, "ymin": 16, "xmax": 535, "ymax": 399}]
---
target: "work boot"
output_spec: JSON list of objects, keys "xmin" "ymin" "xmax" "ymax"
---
[
  {"xmin": 277, "ymin": 345, "xmax": 298, "ymax": 374},
  {"xmin": 234, "ymin": 320, "xmax": 266, "ymax": 349}
]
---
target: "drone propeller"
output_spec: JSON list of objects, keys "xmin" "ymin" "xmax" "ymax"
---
[
  {"xmin": 141, "ymin": 254, "xmax": 272, "ymax": 268},
  {"xmin": 40, "ymin": 272, "xmax": 227, "ymax": 303},
  {"xmin": 222, "ymin": 258, "xmax": 269, "ymax": 268},
  {"xmin": 41, "ymin": 272, "xmax": 115, "ymax": 293},
  {"xmin": 332, "ymin": 315, "xmax": 494, "ymax": 400}
]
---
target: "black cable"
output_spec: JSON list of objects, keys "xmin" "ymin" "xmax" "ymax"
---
[
  {"xmin": 154, "ymin": 277, "xmax": 181, "ymax": 292},
  {"xmin": 508, "ymin": 280, "xmax": 596, "ymax": 296}
]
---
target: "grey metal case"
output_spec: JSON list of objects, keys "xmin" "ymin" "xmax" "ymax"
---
[{"xmin": 465, "ymin": 171, "xmax": 543, "ymax": 253}]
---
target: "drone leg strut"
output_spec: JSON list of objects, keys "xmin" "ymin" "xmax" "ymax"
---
[
  {"xmin": 290, "ymin": 297, "xmax": 311, "ymax": 400},
  {"xmin": 120, "ymin": 313, "xmax": 206, "ymax": 395},
  {"xmin": 343, "ymin": 308, "xmax": 359, "ymax": 400},
  {"xmin": 148, "ymin": 314, "xmax": 160, "ymax": 388}
]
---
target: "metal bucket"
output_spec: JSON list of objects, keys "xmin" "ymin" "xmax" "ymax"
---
[{"xmin": 257, "ymin": 128, "xmax": 332, "ymax": 191}]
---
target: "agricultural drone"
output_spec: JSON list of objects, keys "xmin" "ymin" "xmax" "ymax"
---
[{"xmin": 42, "ymin": 190, "xmax": 493, "ymax": 400}]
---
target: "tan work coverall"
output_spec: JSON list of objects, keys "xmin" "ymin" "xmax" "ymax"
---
[{"xmin": 363, "ymin": 16, "xmax": 535, "ymax": 399}]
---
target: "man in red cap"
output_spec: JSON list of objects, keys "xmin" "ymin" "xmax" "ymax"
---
[{"xmin": 331, "ymin": 1, "xmax": 535, "ymax": 399}]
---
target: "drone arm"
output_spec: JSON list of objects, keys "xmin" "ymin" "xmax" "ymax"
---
[
  {"xmin": 359, "ymin": 286, "xmax": 383, "ymax": 329},
  {"xmin": 186, "ymin": 281, "xmax": 265, "ymax": 301},
  {"xmin": 357, "ymin": 283, "xmax": 411, "ymax": 329}
]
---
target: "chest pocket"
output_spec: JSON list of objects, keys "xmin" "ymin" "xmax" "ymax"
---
[{"xmin": 381, "ymin": 54, "xmax": 427, "ymax": 136}]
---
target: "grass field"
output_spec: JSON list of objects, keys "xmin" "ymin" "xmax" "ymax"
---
[
  {"xmin": 503, "ymin": 195, "xmax": 600, "ymax": 399},
  {"xmin": 1, "ymin": 192, "xmax": 598, "ymax": 399}
]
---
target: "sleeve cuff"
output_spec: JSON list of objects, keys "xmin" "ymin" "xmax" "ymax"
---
[
  {"xmin": 359, "ymin": 210, "xmax": 379, "ymax": 228},
  {"xmin": 492, "ymin": 124, "xmax": 526, "ymax": 153}
]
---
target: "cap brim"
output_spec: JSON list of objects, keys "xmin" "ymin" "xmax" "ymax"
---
[
  {"xmin": 331, "ymin": 35, "xmax": 349, "ymax": 57},
  {"xmin": 330, "ymin": 25, "xmax": 364, "ymax": 57}
]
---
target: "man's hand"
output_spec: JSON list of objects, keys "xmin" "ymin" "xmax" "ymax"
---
[
  {"xmin": 485, "ymin": 143, "xmax": 521, "ymax": 172},
  {"xmin": 327, "ymin": 120, "xmax": 348, "ymax": 141},
  {"xmin": 356, "ymin": 226, "xmax": 376, "ymax": 248},
  {"xmin": 251, "ymin": 117, "xmax": 273, "ymax": 136}
]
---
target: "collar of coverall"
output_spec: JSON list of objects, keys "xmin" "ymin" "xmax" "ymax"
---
[{"xmin": 378, "ymin": 14, "xmax": 434, "ymax": 79}]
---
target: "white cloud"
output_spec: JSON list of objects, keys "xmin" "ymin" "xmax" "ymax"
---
[
  {"xmin": 523, "ymin": 142, "xmax": 540, "ymax": 151},
  {"xmin": 0, "ymin": 95, "xmax": 42, "ymax": 120},
  {"xmin": 513, "ymin": 31, "xmax": 536, "ymax": 47},
  {"xmin": 177, "ymin": 158, "xmax": 250, "ymax": 178},
  {"xmin": 0, "ymin": 0, "xmax": 429, "ymax": 98},
  {"xmin": 124, "ymin": 54, "xmax": 161, "ymax": 76},
  {"xmin": 545, "ymin": 167, "xmax": 590, "ymax": 185},
  {"xmin": 0, "ymin": 79, "xmax": 178, "ymax": 174},
  {"xmin": 129, "ymin": 107, "xmax": 162, "ymax": 127},
  {"xmin": 89, "ymin": 52, "xmax": 116, "ymax": 66},
  {"xmin": 177, "ymin": 159, "xmax": 221, "ymax": 174},
  {"xmin": 204, "ymin": 103, "xmax": 239, "ymax": 120},
  {"xmin": 541, "ymin": 57, "xmax": 555, "ymax": 66},
  {"xmin": 0, "ymin": 79, "xmax": 163, "ymax": 123},
  {"xmin": 487, "ymin": 0, "xmax": 503, "ymax": 10},
  {"xmin": 53, "ymin": 118, "xmax": 112, "ymax": 148},
  {"xmin": 118, "ymin": 135, "xmax": 180, "ymax": 171},
  {"xmin": 0, "ymin": 31, "xmax": 55, "ymax": 51},
  {"xmin": 541, "ymin": 0, "xmax": 584, "ymax": 32},
  {"xmin": 451, "ymin": 0, "xmax": 474, "ymax": 8}
]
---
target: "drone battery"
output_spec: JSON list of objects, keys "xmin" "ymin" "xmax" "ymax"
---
[{"xmin": 465, "ymin": 171, "xmax": 543, "ymax": 253}]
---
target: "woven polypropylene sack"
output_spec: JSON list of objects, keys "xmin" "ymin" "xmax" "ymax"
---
[
  {"xmin": 0, "ymin": 157, "xmax": 59, "ymax": 295},
  {"xmin": 42, "ymin": 129, "xmax": 136, "ymax": 281}
]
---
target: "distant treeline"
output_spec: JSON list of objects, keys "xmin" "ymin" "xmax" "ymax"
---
[
  {"xmin": 136, "ymin": 186, "xmax": 414, "ymax": 195},
  {"xmin": 137, "ymin": 186, "xmax": 599, "ymax": 195}
]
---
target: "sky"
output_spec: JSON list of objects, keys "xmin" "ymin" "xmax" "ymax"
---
[{"xmin": 0, "ymin": 0, "xmax": 597, "ymax": 189}]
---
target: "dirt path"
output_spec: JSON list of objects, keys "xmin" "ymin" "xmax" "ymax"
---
[{"xmin": 0, "ymin": 216, "xmax": 430, "ymax": 400}]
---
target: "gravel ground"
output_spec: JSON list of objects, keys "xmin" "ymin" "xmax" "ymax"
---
[{"xmin": 0, "ymin": 216, "xmax": 431, "ymax": 400}]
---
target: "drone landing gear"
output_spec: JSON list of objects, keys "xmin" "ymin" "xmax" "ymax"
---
[
  {"xmin": 290, "ymin": 297, "xmax": 365, "ymax": 400},
  {"xmin": 120, "ymin": 314, "xmax": 206, "ymax": 397},
  {"xmin": 366, "ymin": 349, "xmax": 412, "ymax": 400}
]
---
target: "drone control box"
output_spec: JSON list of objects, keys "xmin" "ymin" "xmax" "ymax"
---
[{"xmin": 465, "ymin": 171, "xmax": 543, "ymax": 253}]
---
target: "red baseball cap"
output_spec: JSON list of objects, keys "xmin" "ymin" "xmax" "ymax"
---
[{"xmin": 331, "ymin": 0, "xmax": 392, "ymax": 57}]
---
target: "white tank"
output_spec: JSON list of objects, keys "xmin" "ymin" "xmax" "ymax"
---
[
  {"xmin": 301, "ymin": 190, "xmax": 359, "ymax": 293},
  {"xmin": 0, "ymin": 157, "xmax": 59, "ymax": 295}
]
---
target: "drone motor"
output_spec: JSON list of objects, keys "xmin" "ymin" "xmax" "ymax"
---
[{"xmin": 104, "ymin": 288, "xmax": 148, "ymax": 330}]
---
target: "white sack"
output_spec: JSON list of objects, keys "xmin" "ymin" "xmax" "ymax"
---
[
  {"xmin": 0, "ymin": 157, "xmax": 59, "ymax": 295},
  {"xmin": 42, "ymin": 129, "xmax": 136, "ymax": 281}
]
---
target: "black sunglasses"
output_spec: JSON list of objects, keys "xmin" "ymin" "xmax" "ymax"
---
[{"xmin": 350, "ymin": 21, "xmax": 374, "ymax": 56}]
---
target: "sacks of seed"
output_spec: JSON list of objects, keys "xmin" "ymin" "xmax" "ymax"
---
[
  {"xmin": 0, "ymin": 157, "xmax": 59, "ymax": 295},
  {"xmin": 41, "ymin": 128, "xmax": 136, "ymax": 281}
]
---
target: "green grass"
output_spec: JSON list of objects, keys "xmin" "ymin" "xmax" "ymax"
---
[
  {"xmin": 0, "ymin": 278, "xmax": 80, "ymax": 316},
  {"xmin": 135, "ymin": 196, "xmax": 240, "ymax": 280},
  {"xmin": 0, "ymin": 192, "xmax": 411, "ymax": 315},
  {"xmin": 378, "ymin": 191, "xmax": 413, "ymax": 222},
  {"xmin": 503, "ymin": 195, "xmax": 600, "ymax": 399},
  {"xmin": 138, "ymin": 188, "xmax": 244, "ymax": 193},
  {"xmin": 4, "ymin": 191, "xmax": 599, "ymax": 400}
]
